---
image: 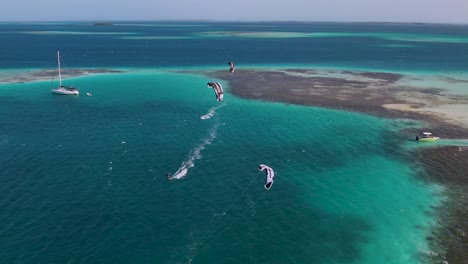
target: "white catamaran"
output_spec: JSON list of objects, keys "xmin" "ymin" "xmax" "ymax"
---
[{"xmin": 51, "ymin": 51, "xmax": 79, "ymax": 95}]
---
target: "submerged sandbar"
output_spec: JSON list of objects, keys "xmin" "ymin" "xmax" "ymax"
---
[
  {"xmin": 0, "ymin": 68, "xmax": 125, "ymax": 84},
  {"xmin": 208, "ymin": 68, "xmax": 468, "ymax": 132}
]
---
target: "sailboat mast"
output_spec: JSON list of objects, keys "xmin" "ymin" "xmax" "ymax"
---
[{"xmin": 57, "ymin": 51, "xmax": 62, "ymax": 87}]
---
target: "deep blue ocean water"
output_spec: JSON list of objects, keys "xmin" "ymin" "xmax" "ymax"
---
[
  {"xmin": 1, "ymin": 22, "xmax": 466, "ymax": 264},
  {"xmin": 0, "ymin": 22, "xmax": 467, "ymax": 71}
]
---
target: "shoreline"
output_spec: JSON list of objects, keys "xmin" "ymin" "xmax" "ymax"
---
[{"xmin": 206, "ymin": 68, "xmax": 468, "ymax": 263}]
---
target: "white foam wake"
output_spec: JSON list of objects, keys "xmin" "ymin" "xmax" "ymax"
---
[
  {"xmin": 200, "ymin": 104, "xmax": 225, "ymax": 120},
  {"xmin": 171, "ymin": 124, "xmax": 220, "ymax": 180}
]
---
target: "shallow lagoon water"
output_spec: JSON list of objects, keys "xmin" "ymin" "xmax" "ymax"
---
[{"xmin": 0, "ymin": 71, "xmax": 442, "ymax": 264}]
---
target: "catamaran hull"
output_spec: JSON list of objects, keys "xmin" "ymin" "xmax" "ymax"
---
[{"xmin": 51, "ymin": 89, "xmax": 79, "ymax": 95}]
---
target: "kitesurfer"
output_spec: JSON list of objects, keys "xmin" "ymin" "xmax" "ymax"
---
[{"xmin": 228, "ymin": 61, "xmax": 235, "ymax": 73}]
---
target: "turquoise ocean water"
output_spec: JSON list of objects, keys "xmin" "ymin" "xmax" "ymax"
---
[{"xmin": 1, "ymin": 22, "xmax": 467, "ymax": 264}]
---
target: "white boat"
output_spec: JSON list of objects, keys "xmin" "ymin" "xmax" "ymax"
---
[
  {"xmin": 416, "ymin": 132, "xmax": 440, "ymax": 142},
  {"xmin": 51, "ymin": 51, "xmax": 79, "ymax": 95}
]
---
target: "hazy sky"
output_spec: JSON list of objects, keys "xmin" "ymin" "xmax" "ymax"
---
[{"xmin": 2, "ymin": 0, "xmax": 468, "ymax": 23}]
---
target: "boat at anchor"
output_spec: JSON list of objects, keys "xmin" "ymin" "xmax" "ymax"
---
[{"xmin": 51, "ymin": 51, "xmax": 79, "ymax": 95}]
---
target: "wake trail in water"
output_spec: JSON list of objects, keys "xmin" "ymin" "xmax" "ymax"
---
[
  {"xmin": 200, "ymin": 104, "xmax": 225, "ymax": 120},
  {"xmin": 171, "ymin": 123, "xmax": 220, "ymax": 180}
]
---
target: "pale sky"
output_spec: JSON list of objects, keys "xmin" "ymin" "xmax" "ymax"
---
[{"xmin": 1, "ymin": 0, "xmax": 468, "ymax": 23}]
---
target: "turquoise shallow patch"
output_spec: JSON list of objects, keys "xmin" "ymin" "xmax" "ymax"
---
[{"xmin": 0, "ymin": 71, "xmax": 441, "ymax": 264}]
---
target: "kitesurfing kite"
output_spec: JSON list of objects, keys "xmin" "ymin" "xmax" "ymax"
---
[
  {"xmin": 258, "ymin": 164, "xmax": 274, "ymax": 190},
  {"xmin": 228, "ymin": 61, "xmax": 235, "ymax": 73},
  {"xmin": 207, "ymin": 82, "xmax": 224, "ymax": 102}
]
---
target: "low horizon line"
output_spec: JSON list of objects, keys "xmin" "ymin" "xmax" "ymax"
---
[{"xmin": 0, "ymin": 19, "xmax": 467, "ymax": 25}]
